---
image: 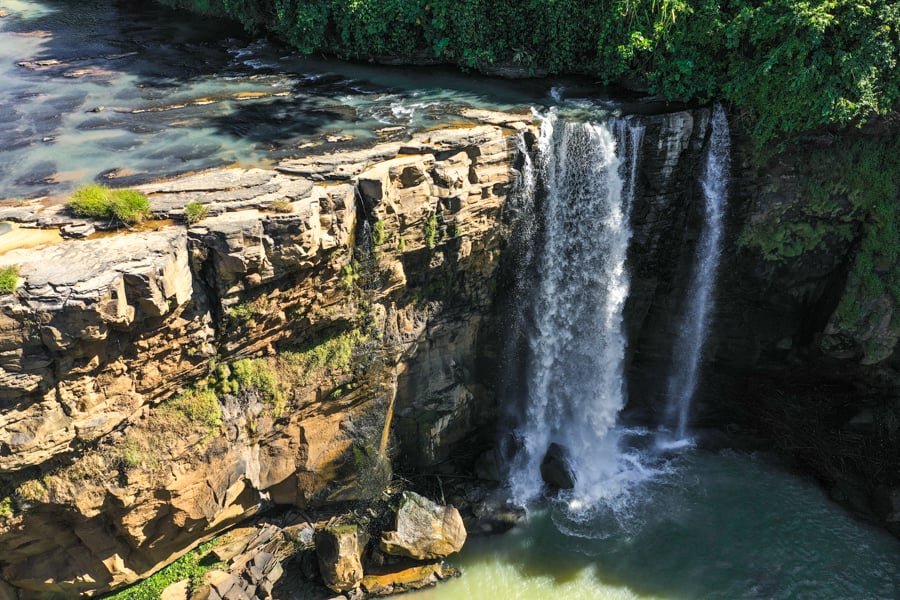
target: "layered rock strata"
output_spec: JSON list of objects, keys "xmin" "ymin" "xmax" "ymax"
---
[{"xmin": 0, "ymin": 114, "xmax": 529, "ymax": 597}]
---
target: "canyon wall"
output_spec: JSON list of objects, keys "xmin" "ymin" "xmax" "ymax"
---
[{"xmin": 0, "ymin": 105, "xmax": 897, "ymax": 596}]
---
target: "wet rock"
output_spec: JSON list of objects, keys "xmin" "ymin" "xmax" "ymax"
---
[
  {"xmin": 540, "ymin": 442, "xmax": 577, "ymax": 489},
  {"xmin": 380, "ymin": 492, "xmax": 467, "ymax": 560},
  {"xmin": 316, "ymin": 524, "xmax": 367, "ymax": 593},
  {"xmin": 60, "ymin": 222, "xmax": 95, "ymax": 238}
]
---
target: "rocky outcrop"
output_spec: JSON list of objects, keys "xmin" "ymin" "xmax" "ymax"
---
[
  {"xmin": 0, "ymin": 116, "xmax": 530, "ymax": 597},
  {"xmin": 379, "ymin": 491, "xmax": 466, "ymax": 561},
  {"xmin": 317, "ymin": 524, "xmax": 367, "ymax": 593}
]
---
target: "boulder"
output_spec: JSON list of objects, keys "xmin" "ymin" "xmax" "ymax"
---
[
  {"xmin": 316, "ymin": 524, "xmax": 367, "ymax": 593},
  {"xmin": 540, "ymin": 442, "xmax": 577, "ymax": 490},
  {"xmin": 380, "ymin": 492, "xmax": 467, "ymax": 560}
]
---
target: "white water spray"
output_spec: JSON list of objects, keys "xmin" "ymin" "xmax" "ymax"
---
[
  {"xmin": 510, "ymin": 110, "xmax": 659, "ymax": 513},
  {"xmin": 664, "ymin": 104, "xmax": 732, "ymax": 442}
]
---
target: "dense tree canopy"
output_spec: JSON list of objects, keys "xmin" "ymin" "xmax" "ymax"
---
[{"xmin": 158, "ymin": 0, "xmax": 899, "ymax": 143}]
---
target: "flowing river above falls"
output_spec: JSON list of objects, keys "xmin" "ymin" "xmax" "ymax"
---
[
  {"xmin": 0, "ymin": 0, "xmax": 581, "ymax": 200},
  {"xmin": 2, "ymin": 2, "xmax": 900, "ymax": 599}
]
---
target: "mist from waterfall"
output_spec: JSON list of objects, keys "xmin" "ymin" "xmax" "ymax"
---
[
  {"xmin": 508, "ymin": 110, "xmax": 663, "ymax": 521},
  {"xmin": 663, "ymin": 104, "xmax": 732, "ymax": 442}
]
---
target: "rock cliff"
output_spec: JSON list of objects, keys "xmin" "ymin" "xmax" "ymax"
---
[{"xmin": 0, "ymin": 113, "xmax": 529, "ymax": 597}]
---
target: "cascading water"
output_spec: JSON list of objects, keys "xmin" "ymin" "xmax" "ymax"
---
[
  {"xmin": 508, "ymin": 110, "xmax": 660, "ymax": 520},
  {"xmin": 663, "ymin": 104, "xmax": 732, "ymax": 442}
]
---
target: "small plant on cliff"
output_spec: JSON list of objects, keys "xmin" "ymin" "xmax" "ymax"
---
[
  {"xmin": 424, "ymin": 212, "xmax": 439, "ymax": 249},
  {"xmin": 0, "ymin": 265, "xmax": 20, "ymax": 294},
  {"xmin": 183, "ymin": 201, "xmax": 208, "ymax": 224},
  {"xmin": 340, "ymin": 262, "xmax": 360, "ymax": 290},
  {"xmin": 372, "ymin": 219, "xmax": 389, "ymax": 245},
  {"xmin": 67, "ymin": 184, "xmax": 151, "ymax": 225},
  {"xmin": 0, "ymin": 496, "xmax": 12, "ymax": 520}
]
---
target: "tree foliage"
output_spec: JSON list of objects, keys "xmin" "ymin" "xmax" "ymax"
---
[{"xmin": 157, "ymin": 0, "xmax": 899, "ymax": 144}]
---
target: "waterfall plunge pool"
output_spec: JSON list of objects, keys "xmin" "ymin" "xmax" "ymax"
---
[{"xmin": 412, "ymin": 447, "xmax": 900, "ymax": 599}]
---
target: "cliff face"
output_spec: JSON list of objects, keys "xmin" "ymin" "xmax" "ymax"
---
[
  {"xmin": 0, "ymin": 114, "xmax": 528, "ymax": 596},
  {"xmin": 0, "ymin": 105, "xmax": 897, "ymax": 596}
]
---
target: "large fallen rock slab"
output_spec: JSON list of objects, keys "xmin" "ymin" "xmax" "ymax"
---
[
  {"xmin": 380, "ymin": 492, "xmax": 466, "ymax": 560},
  {"xmin": 316, "ymin": 524, "xmax": 367, "ymax": 593}
]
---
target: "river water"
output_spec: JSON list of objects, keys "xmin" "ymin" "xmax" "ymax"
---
[
  {"xmin": 0, "ymin": 0, "xmax": 552, "ymax": 200},
  {"xmin": 2, "ymin": 2, "xmax": 899, "ymax": 599}
]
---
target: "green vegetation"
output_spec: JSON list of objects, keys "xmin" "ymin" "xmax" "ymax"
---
[
  {"xmin": 341, "ymin": 262, "xmax": 360, "ymax": 290},
  {"xmin": 158, "ymin": 0, "xmax": 899, "ymax": 145},
  {"xmin": 281, "ymin": 328, "xmax": 364, "ymax": 384},
  {"xmin": 424, "ymin": 212, "xmax": 439, "ymax": 249},
  {"xmin": 67, "ymin": 185, "xmax": 151, "ymax": 225},
  {"xmin": 226, "ymin": 297, "xmax": 271, "ymax": 324},
  {"xmin": 183, "ymin": 201, "xmax": 209, "ymax": 224},
  {"xmin": 0, "ymin": 265, "xmax": 20, "ymax": 294},
  {"xmin": 163, "ymin": 388, "xmax": 223, "ymax": 431},
  {"xmin": 738, "ymin": 134, "xmax": 900, "ymax": 360},
  {"xmin": 0, "ymin": 496, "xmax": 12, "ymax": 519},
  {"xmin": 372, "ymin": 219, "xmax": 389, "ymax": 245},
  {"xmin": 106, "ymin": 538, "xmax": 223, "ymax": 600},
  {"xmin": 210, "ymin": 358, "xmax": 286, "ymax": 415}
]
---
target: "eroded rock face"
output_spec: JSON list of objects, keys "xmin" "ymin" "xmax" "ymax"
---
[
  {"xmin": 0, "ymin": 117, "xmax": 527, "ymax": 597},
  {"xmin": 380, "ymin": 491, "xmax": 467, "ymax": 560}
]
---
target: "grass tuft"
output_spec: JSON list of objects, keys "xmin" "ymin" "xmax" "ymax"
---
[
  {"xmin": 183, "ymin": 202, "xmax": 209, "ymax": 224},
  {"xmin": 68, "ymin": 185, "xmax": 151, "ymax": 225}
]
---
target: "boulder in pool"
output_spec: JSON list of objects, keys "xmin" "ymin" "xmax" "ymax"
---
[{"xmin": 540, "ymin": 442, "xmax": 577, "ymax": 490}]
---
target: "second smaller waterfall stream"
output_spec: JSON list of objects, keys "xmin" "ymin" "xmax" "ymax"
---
[{"xmin": 663, "ymin": 104, "xmax": 732, "ymax": 442}]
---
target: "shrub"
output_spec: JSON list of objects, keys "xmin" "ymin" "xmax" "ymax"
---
[
  {"xmin": 183, "ymin": 201, "xmax": 209, "ymax": 224},
  {"xmin": 68, "ymin": 185, "xmax": 151, "ymax": 225},
  {"xmin": 0, "ymin": 265, "xmax": 19, "ymax": 294}
]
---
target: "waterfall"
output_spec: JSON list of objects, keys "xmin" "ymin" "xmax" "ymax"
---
[
  {"xmin": 663, "ymin": 104, "xmax": 732, "ymax": 442},
  {"xmin": 509, "ymin": 110, "xmax": 646, "ymax": 509}
]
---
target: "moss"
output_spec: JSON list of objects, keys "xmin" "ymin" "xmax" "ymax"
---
[
  {"xmin": 226, "ymin": 297, "xmax": 271, "ymax": 324},
  {"xmin": 106, "ymin": 538, "xmax": 224, "ymax": 600},
  {"xmin": 183, "ymin": 202, "xmax": 208, "ymax": 224},
  {"xmin": 281, "ymin": 329, "xmax": 364, "ymax": 385},
  {"xmin": 341, "ymin": 262, "xmax": 360, "ymax": 291},
  {"xmin": 162, "ymin": 388, "xmax": 222, "ymax": 431},
  {"xmin": 372, "ymin": 219, "xmax": 389, "ymax": 245},
  {"xmin": 68, "ymin": 185, "xmax": 151, "ymax": 225},
  {"xmin": 216, "ymin": 358, "xmax": 285, "ymax": 417},
  {"xmin": 0, "ymin": 265, "xmax": 20, "ymax": 294}
]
